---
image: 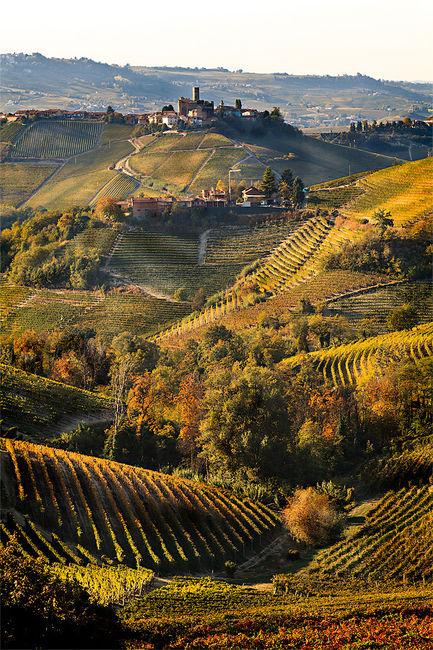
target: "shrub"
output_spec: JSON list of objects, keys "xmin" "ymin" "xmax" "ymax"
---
[
  {"xmin": 224, "ymin": 561, "xmax": 237, "ymax": 578},
  {"xmin": 283, "ymin": 487, "xmax": 345, "ymax": 547}
]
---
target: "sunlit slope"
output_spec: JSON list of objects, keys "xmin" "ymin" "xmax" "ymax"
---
[
  {"xmin": 25, "ymin": 141, "xmax": 133, "ymax": 209},
  {"xmin": 282, "ymin": 323, "xmax": 433, "ymax": 388},
  {"xmin": 344, "ymin": 158, "xmax": 433, "ymax": 224},
  {"xmin": 1, "ymin": 439, "xmax": 280, "ymax": 572},
  {"xmin": 10, "ymin": 120, "xmax": 103, "ymax": 159},
  {"xmin": 310, "ymin": 485, "xmax": 433, "ymax": 582}
]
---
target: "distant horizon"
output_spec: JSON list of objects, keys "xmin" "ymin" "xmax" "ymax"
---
[
  {"xmin": 1, "ymin": 0, "xmax": 432, "ymax": 82},
  {"xmin": 1, "ymin": 51, "xmax": 432, "ymax": 86}
]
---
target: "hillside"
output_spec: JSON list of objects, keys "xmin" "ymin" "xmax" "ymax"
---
[
  {"xmin": 0, "ymin": 439, "xmax": 280, "ymax": 572},
  {"xmin": 308, "ymin": 157, "xmax": 433, "ymax": 224},
  {"xmin": 0, "ymin": 364, "xmax": 112, "ymax": 438},
  {"xmin": 2, "ymin": 53, "xmax": 432, "ymax": 128}
]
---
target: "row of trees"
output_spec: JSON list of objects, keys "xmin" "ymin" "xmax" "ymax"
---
[{"xmin": 250, "ymin": 167, "xmax": 305, "ymax": 206}]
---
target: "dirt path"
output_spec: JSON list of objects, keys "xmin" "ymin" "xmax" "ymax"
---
[{"xmin": 198, "ymin": 229, "xmax": 211, "ymax": 264}]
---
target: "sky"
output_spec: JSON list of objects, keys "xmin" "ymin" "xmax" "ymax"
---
[{"xmin": 2, "ymin": 0, "xmax": 432, "ymax": 81}]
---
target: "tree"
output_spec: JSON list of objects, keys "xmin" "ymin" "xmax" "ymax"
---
[
  {"xmin": 177, "ymin": 373, "xmax": 205, "ymax": 465},
  {"xmin": 95, "ymin": 196, "xmax": 123, "ymax": 222},
  {"xmin": 192, "ymin": 287, "xmax": 205, "ymax": 310},
  {"xmin": 235, "ymin": 99, "xmax": 242, "ymax": 110},
  {"xmin": 292, "ymin": 176, "xmax": 305, "ymax": 207},
  {"xmin": 280, "ymin": 168, "xmax": 294, "ymax": 190},
  {"xmin": 174, "ymin": 287, "xmax": 188, "ymax": 301},
  {"xmin": 279, "ymin": 181, "xmax": 292, "ymax": 204},
  {"xmin": 1, "ymin": 538, "xmax": 121, "ymax": 649},
  {"xmin": 270, "ymin": 107, "xmax": 283, "ymax": 120},
  {"xmin": 386, "ymin": 304, "xmax": 420, "ymax": 331},
  {"xmin": 260, "ymin": 166, "xmax": 277, "ymax": 198},
  {"xmin": 162, "ymin": 104, "xmax": 174, "ymax": 112},
  {"xmin": 283, "ymin": 487, "xmax": 345, "ymax": 546},
  {"xmin": 373, "ymin": 208, "xmax": 394, "ymax": 237}
]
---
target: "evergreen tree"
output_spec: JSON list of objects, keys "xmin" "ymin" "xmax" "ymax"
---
[
  {"xmin": 280, "ymin": 168, "xmax": 294, "ymax": 189},
  {"xmin": 292, "ymin": 176, "xmax": 305, "ymax": 207},
  {"xmin": 260, "ymin": 166, "xmax": 277, "ymax": 198},
  {"xmin": 235, "ymin": 99, "xmax": 242, "ymax": 110}
]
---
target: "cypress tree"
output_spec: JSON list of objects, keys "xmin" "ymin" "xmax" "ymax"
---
[{"xmin": 260, "ymin": 166, "xmax": 277, "ymax": 198}]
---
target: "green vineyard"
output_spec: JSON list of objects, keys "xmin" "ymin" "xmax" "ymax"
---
[
  {"xmin": 11, "ymin": 120, "xmax": 104, "ymax": 160},
  {"xmin": 311, "ymin": 485, "xmax": 433, "ymax": 582},
  {"xmin": 89, "ymin": 173, "xmax": 140, "ymax": 206},
  {"xmin": 283, "ymin": 322, "xmax": 433, "ymax": 387},
  {"xmin": 1, "ymin": 439, "xmax": 281, "ymax": 573},
  {"xmin": 0, "ymin": 364, "xmax": 112, "ymax": 437}
]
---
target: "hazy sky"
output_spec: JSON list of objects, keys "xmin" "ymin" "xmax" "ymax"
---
[{"xmin": 2, "ymin": 0, "xmax": 432, "ymax": 81}]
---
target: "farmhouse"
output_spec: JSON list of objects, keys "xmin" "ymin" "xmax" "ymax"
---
[
  {"xmin": 118, "ymin": 196, "xmax": 174, "ymax": 217},
  {"xmin": 241, "ymin": 186, "xmax": 266, "ymax": 205}
]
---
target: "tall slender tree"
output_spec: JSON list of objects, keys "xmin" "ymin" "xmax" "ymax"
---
[{"xmin": 260, "ymin": 166, "xmax": 277, "ymax": 198}]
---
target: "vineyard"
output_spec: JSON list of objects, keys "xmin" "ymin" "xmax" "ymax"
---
[
  {"xmin": 108, "ymin": 230, "xmax": 244, "ymax": 299},
  {"xmin": 310, "ymin": 485, "xmax": 433, "ymax": 582},
  {"xmin": 283, "ymin": 322, "xmax": 433, "ymax": 387},
  {"xmin": 89, "ymin": 172, "xmax": 140, "ymax": 206},
  {"xmin": 25, "ymin": 140, "xmax": 133, "ymax": 210},
  {"xmin": 344, "ymin": 157, "xmax": 433, "ymax": 225},
  {"xmin": 11, "ymin": 120, "xmax": 104, "ymax": 160},
  {"xmin": 327, "ymin": 280, "xmax": 433, "ymax": 333},
  {"xmin": 154, "ymin": 215, "xmax": 357, "ymax": 341},
  {"xmin": 0, "ymin": 162, "xmax": 59, "ymax": 206},
  {"xmin": 0, "ymin": 364, "xmax": 112, "ymax": 437},
  {"xmin": 1, "ymin": 439, "xmax": 280, "ymax": 573}
]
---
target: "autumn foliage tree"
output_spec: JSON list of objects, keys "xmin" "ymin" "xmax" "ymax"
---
[
  {"xmin": 283, "ymin": 487, "xmax": 345, "ymax": 547},
  {"xmin": 177, "ymin": 373, "xmax": 205, "ymax": 466},
  {"xmin": 94, "ymin": 196, "xmax": 124, "ymax": 222}
]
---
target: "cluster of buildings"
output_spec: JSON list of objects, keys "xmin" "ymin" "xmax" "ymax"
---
[
  {"xmin": 117, "ymin": 186, "xmax": 272, "ymax": 218},
  {"xmin": 3, "ymin": 87, "xmax": 260, "ymax": 129}
]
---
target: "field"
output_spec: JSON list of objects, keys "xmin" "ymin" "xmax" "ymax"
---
[
  {"xmin": 0, "ymin": 121, "xmax": 24, "ymax": 143},
  {"xmin": 344, "ymin": 157, "xmax": 433, "ymax": 224},
  {"xmin": 11, "ymin": 120, "xmax": 103, "ymax": 159},
  {"xmin": 98, "ymin": 123, "xmax": 135, "ymax": 145},
  {"xmin": 0, "ymin": 162, "xmax": 58, "ymax": 206},
  {"xmin": 283, "ymin": 322, "xmax": 433, "ymax": 388},
  {"xmin": 24, "ymin": 140, "xmax": 133, "ymax": 210},
  {"xmin": 1, "ymin": 439, "xmax": 280, "ymax": 572},
  {"xmin": 0, "ymin": 364, "xmax": 112, "ymax": 437},
  {"xmin": 108, "ymin": 231, "xmax": 244, "ymax": 300},
  {"xmin": 310, "ymin": 485, "xmax": 433, "ymax": 582},
  {"xmin": 89, "ymin": 172, "xmax": 140, "ymax": 206},
  {"xmin": 67, "ymin": 227, "xmax": 119, "ymax": 256}
]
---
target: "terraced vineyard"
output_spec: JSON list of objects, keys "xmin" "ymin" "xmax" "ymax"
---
[
  {"xmin": 108, "ymin": 231, "xmax": 244, "ymax": 299},
  {"xmin": 11, "ymin": 120, "xmax": 104, "ymax": 159},
  {"xmin": 0, "ymin": 364, "xmax": 112, "ymax": 437},
  {"xmin": 344, "ymin": 157, "xmax": 433, "ymax": 225},
  {"xmin": 89, "ymin": 172, "xmax": 140, "ymax": 206},
  {"xmin": 67, "ymin": 227, "xmax": 119, "ymax": 256},
  {"xmin": 283, "ymin": 322, "xmax": 433, "ymax": 387},
  {"xmin": 311, "ymin": 485, "xmax": 433, "ymax": 582},
  {"xmin": 0, "ymin": 278, "xmax": 34, "ymax": 319},
  {"xmin": 327, "ymin": 280, "xmax": 433, "ymax": 333},
  {"xmin": 155, "ymin": 216, "xmax": 356, "ymax": 341},
  {"xmin": 1, "ymin": 439, "xmax": 280, "ymax": 572}
]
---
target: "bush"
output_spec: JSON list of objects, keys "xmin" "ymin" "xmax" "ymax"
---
[
  {"xmin": 283, "ymin": 487, "xmax": 345, "ymax": 547},
  {"xmin": 224, "ymin": 561, "xmax": 237, "ymax": 578}
]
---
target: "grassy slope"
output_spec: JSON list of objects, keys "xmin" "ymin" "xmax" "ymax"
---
[
  {"xmin": 25, "ymin": 141, "xmax": 133, "ymax": 209},
  {"xmin": 0, "ymin": 364, "xmax": 112, "ymax": 438},
  {"xmin": 1, "ymin": 439, "xmax": 280, "ymax": 572},
  {"xmin": 0, "ymin": 121, "xmax": 24, "ymax": 142},
  {"xmin": 99, "ymin": 123, "xmax": 135, "ymax": 144},
  {"xmin": 0, "ymin": 162, "xmax": 58, "ymax": 206},
  {"xmin": 344, "ymin": 157, "xmax": 433, "ymax": 224}
]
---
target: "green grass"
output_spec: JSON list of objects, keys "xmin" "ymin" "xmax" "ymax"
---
[
  {"xmin": 25, "ymin": 141, "xmax": 133, "ymax": 210},
  {"xmin": 0, "ymin": 364, "xmax": 112, "ymax": 437},
  {"xmin": 345, "ymin": 158, "xmax": 433, "ymax": 224},
  {"xmin": 11, "ymin": 120, "xmax": 103, "ymax": 159},
  {"xmin": 0, "ymin": 162, "xmax": 59, "ymax": 206}
]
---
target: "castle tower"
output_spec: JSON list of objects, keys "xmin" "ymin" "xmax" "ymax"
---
[{"xmin": 193, "ymin": 87, "xmax": 200, "ymax": 102}]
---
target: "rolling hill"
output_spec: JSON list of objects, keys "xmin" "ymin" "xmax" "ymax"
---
[{"xmin": 0, "ymin": 439, "xmax": 280, "ymax": 572}]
